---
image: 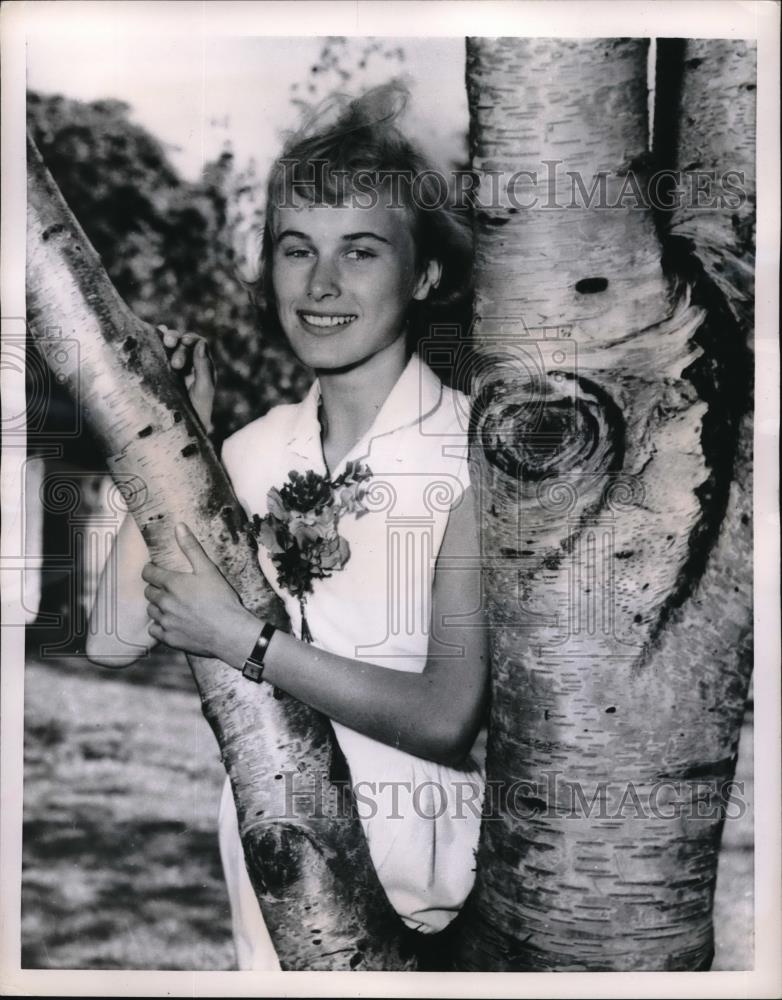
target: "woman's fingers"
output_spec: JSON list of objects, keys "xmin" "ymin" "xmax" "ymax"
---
[
  {"xmin": 157, "ymin": 324, "xmax": 179, "ymax": 350},
  {"xmin": 172, "ymin": 335, "xmax": 195, "ymax": 371},
  {"xmin": 157, "ymin": 324, "xmax": 207, "ymax": 372},
  {"xmin": 144, "ymin": 583, "xmax": 164, "ymax": 603},
  {"xmin": 141, "ymin": 562, "xmax": 169, "ymax": 587},
  {"xmin": 158, "ymin": 323, "xmax": 186, "ymax": 366},
  {"xmin": 155, "ymin": 324, "xmax": 214, "ymax": 427},
  {"xmin": 173, "ymin": 333, "xmax": 200, "ymax": 364},
  {"xmin": 171, "ymin": 343, "xmax": 189, "ymax": 370}
]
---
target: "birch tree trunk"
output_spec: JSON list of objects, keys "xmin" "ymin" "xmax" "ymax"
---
[
  {"xmin": 456, "ymin": 37, "xmax": 754, "ymax": 971},
  {"xmin": 26, "ymin": 135, "xmax": 414, "ymax": 971}
]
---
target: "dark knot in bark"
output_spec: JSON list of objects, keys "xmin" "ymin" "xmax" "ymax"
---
[{"xmin": 470, "ymin": 371, "xmax": 622, "ymax": 492}]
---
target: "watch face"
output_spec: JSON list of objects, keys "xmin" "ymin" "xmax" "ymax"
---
[{"xmin": 242, "ymin": 659, "xmax": 265, "ymax": 683}]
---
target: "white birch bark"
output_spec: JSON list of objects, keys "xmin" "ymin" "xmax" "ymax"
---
[{"xmin": 457, "ymin": 37, "xmax": 754, "ymax": 971}]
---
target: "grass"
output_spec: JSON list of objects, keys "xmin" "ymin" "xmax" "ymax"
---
[
  {"xmin": 22, "ymin": 643, "xmax": 235, "ymax": 970},
  {"xmin": 21, "ymin": 641, "xmax": 754, "ymax": 970}
]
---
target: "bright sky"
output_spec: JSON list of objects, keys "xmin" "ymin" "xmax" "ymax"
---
[{"xmin": 25, "ymin": 4, "xmax": 469, "ymax": 182}]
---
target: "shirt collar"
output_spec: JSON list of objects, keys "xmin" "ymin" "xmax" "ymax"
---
[{"xmin": 285, "ymin": 353, "xmax": 444, "ymax": 476}]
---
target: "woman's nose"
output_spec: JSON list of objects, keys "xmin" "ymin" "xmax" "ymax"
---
[{"xmin": 307, "ymin": 256, "xmax": 340, "ymax": 300}]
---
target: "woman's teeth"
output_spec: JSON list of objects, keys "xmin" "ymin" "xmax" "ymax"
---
[{"xmin": 299, "ymin": 313, "xmax": 357, "ymax": 328}]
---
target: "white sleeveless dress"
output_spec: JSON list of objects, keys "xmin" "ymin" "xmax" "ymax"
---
[{"xmin": 218, "ymin": 354, "xmax": 487, "ymax": 970}]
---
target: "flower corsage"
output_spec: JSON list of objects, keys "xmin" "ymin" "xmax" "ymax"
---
[{"xmin": 251, "ymin": 461, "xmax": 372, "ymax": 642}]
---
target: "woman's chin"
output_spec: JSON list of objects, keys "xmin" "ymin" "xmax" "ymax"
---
[
  {"xmin": 290, "ymin": 336, "xmax": 370, "ymax": 373},
  {"xmin": 289, "ymin": 329, "xmax": 408, "ymax": 375},
  {"xmin": 306, "ymin": 353, "xmax": 369, "ymax": 375},
  {"xmin": 289, "ymin": 341, "xmax": 346, "ymax": 368}
]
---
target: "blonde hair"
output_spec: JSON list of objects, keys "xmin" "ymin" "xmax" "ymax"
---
[{"xmin": 253, "ymin": 81, "xmax": 473, "ymax": 345}]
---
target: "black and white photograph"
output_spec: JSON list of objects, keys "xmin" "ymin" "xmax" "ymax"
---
[{"xmin": 1, "ymin": 1, "xmax": 779, "ymax": 995}]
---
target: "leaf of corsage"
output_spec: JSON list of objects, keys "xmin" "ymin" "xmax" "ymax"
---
[{"xmin": 266, "ymin": 487, "xmax": 288, "ymax": 521}]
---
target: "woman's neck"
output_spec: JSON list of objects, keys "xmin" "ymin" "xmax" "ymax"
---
[{"xmin": 317, "ymin": 335, "xmax": 408, "ymax": 475}]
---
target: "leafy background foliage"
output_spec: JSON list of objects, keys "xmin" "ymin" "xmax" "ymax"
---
[
  {"xmin": 27, "ymin": 90, "xmax": 311, "ymax": 445},
  {"xmin": 25, "ymin": 39, "xmax": 423, "ymax": 447}
]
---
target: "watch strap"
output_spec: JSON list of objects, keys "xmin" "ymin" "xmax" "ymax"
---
[{"xmin": 241, "ymin": 622, "xmax": 277, "ymax": 683}]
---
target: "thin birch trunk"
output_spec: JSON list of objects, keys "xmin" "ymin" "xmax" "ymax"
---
[
  {"xmin": 457, "ymin": 37, "xmax": 754, "ymax": 971},
  {"xmin": 26, "ymin": 134, "xmax": 414, "ymax": 971},
  {"xmin": 663, "ymin": 39, "xmax": 756, "ymax": 331}
]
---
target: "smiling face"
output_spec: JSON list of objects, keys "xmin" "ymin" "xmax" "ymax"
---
[{"xmin": 270, "ymin": 195, "xmax": 440, "ymax": 372}]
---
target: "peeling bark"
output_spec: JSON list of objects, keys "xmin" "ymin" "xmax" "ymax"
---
[
  {"xmin": 661, "ymin": 39, "xmax": 756, "ymax": 331},
  {"xmin": 653, "ymin": 38, "xmax": 755, "ymax": 938},
  {"xmin": 457, "ymin": 37, "xmax": 753, "ymax": 971},
  {"xmin": 26, "ymin": 134, "xmax": 414, "ymax": 971}
]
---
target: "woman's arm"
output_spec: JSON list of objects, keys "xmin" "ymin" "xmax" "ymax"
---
[
  {"xmin": 144, "ymin": 487, "xmax": 489, "ymax": 767},
  {"xmin": 85, "ymin": 512, "xmax": 157, "ymax": 666},
  {"xmin": 262, "ymin": 485, "xmax": 488, "ymax": 766}
]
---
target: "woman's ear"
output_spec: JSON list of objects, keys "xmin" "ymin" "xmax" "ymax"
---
[{"xmin": 412, "ymin": 259, "xmax": 443, "ymax": 301}]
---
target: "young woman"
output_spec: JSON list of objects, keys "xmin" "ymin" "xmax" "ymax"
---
[{"xmin": 87, "ymin": 83, "xmax": 489, "ymax": 970}]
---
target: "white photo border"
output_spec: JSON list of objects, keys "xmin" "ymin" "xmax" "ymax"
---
[{"xmin": 1, "ymin": 2, "xmax": 779, "ymax": 997}]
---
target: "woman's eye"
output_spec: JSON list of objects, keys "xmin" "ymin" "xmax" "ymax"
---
[
  {"xmin": 283, "ymin": 247, "xmax": 313, "ymax": 259},
  {"xmin": 345, "ymin": 248, "xmax": 376, "ymax": 261}
]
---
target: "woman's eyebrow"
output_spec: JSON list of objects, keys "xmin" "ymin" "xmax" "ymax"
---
[
  {"xmin": 275, "ymin": 229, "xmax": 392, "ymax": 244},
  {"xmin": 276, "ymin": 229, "xmax": 313, "ymax": 242},
  {"xmin": 342, "ymin": 231, "xmax": 392, "ymax": 244}
]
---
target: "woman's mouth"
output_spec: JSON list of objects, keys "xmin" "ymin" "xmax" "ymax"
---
[{"xmin": 297, "ymin": 311, "xmax": 358, "ymax": 329}]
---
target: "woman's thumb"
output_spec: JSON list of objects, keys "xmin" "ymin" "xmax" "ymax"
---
[
  {"xmin": 193, "ymin": 340, "xmax": 214, "ymax": 390},
  {"xmin": 189, "ymin": 340, "xmax": 215, "ymax": 430}
]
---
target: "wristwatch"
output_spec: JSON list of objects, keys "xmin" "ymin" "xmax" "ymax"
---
[{"xmin": 241, "ymin": 622, "xmax": 277, "ymax": 682}]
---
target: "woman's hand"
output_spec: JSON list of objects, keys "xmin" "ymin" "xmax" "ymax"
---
[
  {"xmin": 157, "ymin": 324, "xmax": 215, "ymax": 431},
  {"xmin": 141, "ymin": 523, "xmax": 260, "ymax": 667}
]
